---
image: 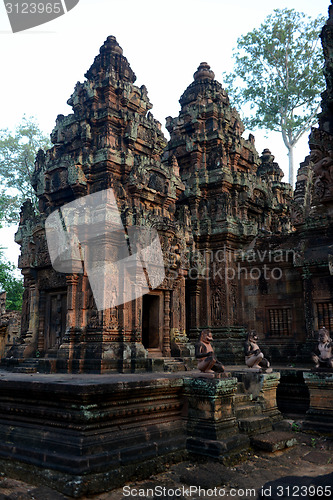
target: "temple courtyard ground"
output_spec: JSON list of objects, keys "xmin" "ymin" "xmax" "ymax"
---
[
  {"xmin": 0, "ymin": 427, "xmax": 331, "ymax": 500},
  {"xmin": 0, "ymin": 369, "xmax": 331, "ymax": 500}
]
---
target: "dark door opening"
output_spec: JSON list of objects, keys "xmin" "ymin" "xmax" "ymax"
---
[
  {"xmin": 142, "ymin": 295, "xmax": 160, "ymax": 349},
  {"xmin": 45, "ymin": 292, "xmax": 67, "ymax": 351}
]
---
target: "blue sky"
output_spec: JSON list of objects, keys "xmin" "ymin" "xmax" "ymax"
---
[{"xmin": 0, "ymin": 0, "xmax": 331, "ymax": 265}]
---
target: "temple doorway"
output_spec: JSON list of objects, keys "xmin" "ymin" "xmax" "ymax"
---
[
  {"xmin": 142, "ymin": 294, "xmax": 161, "ymax": 353},
  {"xmin": 44, "ymin": 292, "xmax": 67, "ymax": 352}
]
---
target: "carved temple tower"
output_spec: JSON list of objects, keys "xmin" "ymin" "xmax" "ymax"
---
[
  {"xmin": 12, "ymin": 36, "xmax": 191, "ymax": 372},
  {"xmin": 289, "ymin": 0, "xmax": 333, "ymax": 348},
  {"xmin": 165, "ymin": 63, "xmax": 292, "ymax": 361}
]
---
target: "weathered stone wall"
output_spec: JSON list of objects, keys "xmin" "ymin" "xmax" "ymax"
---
[{"xmin": 0, "ymin": 292, "xmax": 21, "ymax": 359}]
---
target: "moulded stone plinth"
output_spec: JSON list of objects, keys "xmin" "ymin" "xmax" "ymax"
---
[
  {"xmin": 183, "ymin": 376, "xmax": 239, "ymax": 440},
  {"xmin": 183, "ymin": 376, "xmax": 250, "ymax": 460},
  {"xmin": 303, "ymin": 372, "xmax": 333, "ymax": 433},
  {"xmin": 0, "ymin": 373, "xmax": 187, "ymax": 497}
]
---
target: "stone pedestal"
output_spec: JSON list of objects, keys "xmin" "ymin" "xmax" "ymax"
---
[
  {"xmin": 0, "ymin": 373, "xmax": 186, "ymax": 497},
  {"xmin": 303, "ymin": 372, "xmax": 333, "ymax": 433},
  {"xmin": 183, "ymin": 377, "xmax": 250, "ymax": 460},
  {"xmin": 232, "ymin": 371, "xmax": 282, "ymax": 423}
]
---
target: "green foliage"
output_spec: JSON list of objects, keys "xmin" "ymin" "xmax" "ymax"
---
[
  {"xmin": 0, "ymin": 250, "xmax": 23, "ymax": 311},
  {"xmin": 224, "ymin": 9, "xmax": 325, "ymax": 183},
  {"xmin": 0, "ymin": 116, "xmax": 50, "ymax": 224},
  {"xmin": 291, "ymin": 422, "xmax": 301, "ymax": 432}
]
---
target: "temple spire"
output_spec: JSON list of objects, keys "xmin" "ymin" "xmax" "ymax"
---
[{"xmin": 85, "ymin": 35, "xmax": 136, "ymax": 83}]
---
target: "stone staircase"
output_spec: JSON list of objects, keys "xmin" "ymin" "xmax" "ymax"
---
[
  {"xmin": 163, "ymin": 357, "xmax": 197, "ymax": 372},
  {"xmin": 232, "ymin": 379, "xmax": 297, "ymax": 453},
  {"xmin": 12, "ymin": 358, "xmax": 39, "ymax": 374},
  {"xmin": 233, "ymin": 383, "xmax": 273, "ymax": 436},
  {"xmin": 147, "ymin": 356, "xmax": 196, "ymax": 372},
  {"xmin": 185, "ymin": 372, "xmax": 296, "ymax": 461},
  {"xmin": 163, "ymin": 358, "xmax": 188, "ymax": 372}
]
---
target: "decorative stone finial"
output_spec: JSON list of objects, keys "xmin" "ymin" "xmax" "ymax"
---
[
  {"xmin": 261, "ymin": 149, "xmax": 274, "ymax": 163},
  {"xmin": 193, "ymin": 62, "xmax": 215, "ymax": 81},
  {"xmin": 103, "ymin": 36, "xmax": 123, "ymax": 55}
]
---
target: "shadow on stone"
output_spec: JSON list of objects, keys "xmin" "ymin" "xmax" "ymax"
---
[{"xmin": 259, "ymin": 472, "xmax": 333, "ymax": 500}]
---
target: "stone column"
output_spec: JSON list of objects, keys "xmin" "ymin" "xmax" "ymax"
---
[
  {"xmin": 178, "ymin": 275, "xmax": 186, "ymax": 336},
  {"xmin": 22, "ymin": 278, "xmax": 39, "ymax": 357},
  {"xmin": 62, "ymin": 274, "xmax": 79, "ymax": 345},
  {"xmin": 302, "ymin": 267, "xmax": 314, "ymax": 338},
  {"xmin": 204, "ymin": 249, "xmax": 211, "ymax": 326},
  {"xmin": 37, "ymin": 291, "xmax": 46, "ymax": 353},
  {"xmin": 188, "ymin": 280, "xmax": 202, "ymax": 339},
  {"xmin": 81, "ymin": 274, "xmax": 90, "ymax": 336},
  {"xmin": 131, "ymin": 295, "xmax": 141, "ymax": 343},
  {"xmin": 163, "ymin": 290, "xmax": 171, "ymax": 356}
]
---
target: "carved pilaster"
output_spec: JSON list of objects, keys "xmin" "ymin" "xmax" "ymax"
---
[
  {"xmin": 37, "ymin": 291, "xmax": 46, "ymax": 353},
  {"xmin": 63, "ymin": 274, "xmax": 79, "ymax": 343},
  {"xmin": 302, "ymin": 268, "xmax": 314, "ymax": 339},
  {"xmin": 163, "ymin": 290, "xmax": 171, "ymax": 356},
  {"xmin": 188, "ymin": 280, "xmax": 202, "ymax": 334},
  {"xmin": 25, "ymin": 283, "xmax": 38, "ymax": 344},
  {"xmin": 178, "ymin": 275, "xmax": 186, "ymax": 336},
  {"xmin": 131, "ymin": 295, "xmax": 141, "ymax": 343}
]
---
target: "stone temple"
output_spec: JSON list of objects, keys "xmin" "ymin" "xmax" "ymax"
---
[
  {"xmin": 0, "ymin": 3, "xmax": 333, "ymax": 497},
  {"xmin": 4, "ymin": 18, "xmax": 333, "ymax": 373}
]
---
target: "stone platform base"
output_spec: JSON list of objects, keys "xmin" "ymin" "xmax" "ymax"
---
[
  {"xmin": 1, "ymin": 355, "xmax": 197, "ymax": 374},
  {"xmin": 0, "ymin": 372, "xmax": 187, "ymax": 497},
  {"xmin": 0, "ymin": 369, "xmax": 300, "ymax": 497},
  {"xmin": 303, "ymin": 371, "xmax": 333, "ymax": 435}
]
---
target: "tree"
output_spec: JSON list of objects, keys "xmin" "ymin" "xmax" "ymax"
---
[
  {"xmin": 0, "ymin": 116, "xmax": 51, "ymax": 223},
  {"xmin": 0, "ymin": 250, "xmax": 23, "ymax": 311},
  {"xmin": 224, "ymin": 9, "xmax": 325, "ymax": 185}
]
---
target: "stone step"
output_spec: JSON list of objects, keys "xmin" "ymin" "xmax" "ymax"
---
[
  {"xmin": 12, "ymin": 358, "xmax": 39, "ymax": 373},
  {"xmin": 12, "ymin": 366, "xmax": 38, "ymax": 373},
  {"xmin": 234, "ymin": 391, "xmax": 252, "ymax": 404},
  {"xmin": 238, "ymin": 415, "xmax": 272, "ymax": 436},
  {"xmin": 147, "ymin": 351, "xmax": 164, "ymax": 359},
  {"xmin": 186, "ymin": 434, "xmax": 250, "ymax": 461},
  {"xmin": 164, "ymin": 360, "xmax": 187, "ymax": 372},
  {"xmin": 251, "ymin": 430, "xmax": 298, "ymax": 452},
  {"xmin": 235, "ymin": 403, "xmax": 262, "ymax": 419}
]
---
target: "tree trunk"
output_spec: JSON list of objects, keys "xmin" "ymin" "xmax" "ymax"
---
[{"xmin": 288, "ymin": 146, "xmax": 294, "ymax": 186}]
